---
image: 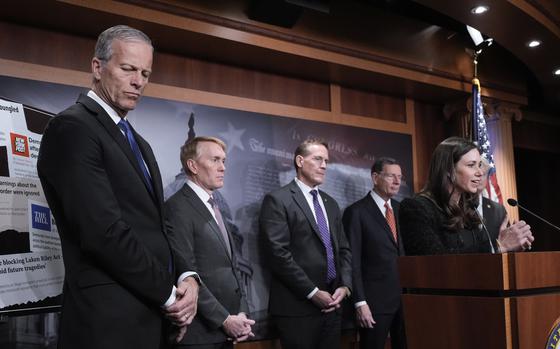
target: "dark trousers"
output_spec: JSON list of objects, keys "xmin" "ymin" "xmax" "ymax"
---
[
  {"xmin": 274, "ymin": 312, "xmax": 342, "ymax": 349},
  {"xmin": 176, "ymin": 342, "xmax": 232, "ymax": 349},
  {"xmin": 359, "ymin": 306, "xmax": 406, "ymax": 349}
]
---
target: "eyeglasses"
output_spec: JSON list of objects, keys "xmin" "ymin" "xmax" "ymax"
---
[{"xmin": 379, "ymin": 173, "xmax": 404, "ymax": 181}]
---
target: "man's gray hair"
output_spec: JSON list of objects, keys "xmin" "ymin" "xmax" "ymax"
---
[
  {"xmin": 94, "ymin": 25, "xmax": 152, "ymax": 63},
  {"xmin": 480, "ymin": 157, "xmax": 491, "ymax": 176}
]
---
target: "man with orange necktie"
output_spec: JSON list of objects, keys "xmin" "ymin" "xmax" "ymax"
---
[{"xmin": 343, "ymin": 157, "xmax": 407, "ymax": 349}]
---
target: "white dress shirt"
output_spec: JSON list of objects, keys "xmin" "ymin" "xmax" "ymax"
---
[{"xmin": 294, "ymin": 177, "xmax": 330, "ymax": 299}]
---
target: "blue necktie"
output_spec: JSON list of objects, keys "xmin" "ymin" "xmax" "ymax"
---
[
  {"xmin": 310, "ymin": 190, "xmax": 336, "ymax": 284},
  {"xmin": 117, "ymin": 119, "xmax": 154, "ymax": 195}
]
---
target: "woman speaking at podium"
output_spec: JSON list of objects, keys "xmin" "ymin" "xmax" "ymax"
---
[{"xmin": 399, "ymin": 137, "xmax": 533, "ymax": 255}]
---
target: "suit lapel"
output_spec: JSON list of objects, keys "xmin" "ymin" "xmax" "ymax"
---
[
  {"xmin": 322, "ymin": 192, "xmax": 339, "ymax": 252},
  {"xmin": 78, "ymin": 94, "xmax": 155, "ymax": 201},
  {"xmin": 289, "ymin": 181, "xmax": 323, "ymax": 240},
  {"xmin": 392, "ymin": 201, "xmax": 405, "ymax": 255},
  {"xmin": 482, "ymin": 197, "xmax": 502, "ymax": 239},
  {"xmin": 482, "ymin": 198, "xmax": 494, "ymax": 227},
  {"xmin": 366, "ymin": 195, "xmax": 398, "ymax": 248},
  {"xmin": 133, "ymin": 129, "xmax": 160, "ymax": 204},
  {"xmin": 181, "ymin": 185, "xmax": 232, "ymax": 261}
]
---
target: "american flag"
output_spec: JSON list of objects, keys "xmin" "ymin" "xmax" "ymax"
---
[{"xmin": 472, "ymin": 78, "xmax": 503, "ymax": 204}]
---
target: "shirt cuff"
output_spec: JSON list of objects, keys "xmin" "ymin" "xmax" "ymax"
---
[
  {"xmin": 177, "ymin": 271, "xmax": 200, "ymax": 285},
  {"xmin": 306, "ymin": 287, "xmax": 319, "ymax": 299},
  {"xmin": 163, "ymin": 285, "xmax": 177, "ymax": 308},
  {"xmin": 354, "ymin": 301, "xmax": 367, "ymax": 309},
  {"xmin": 163, "ymin": 272, "xmax": 201, "ymax": 308}
]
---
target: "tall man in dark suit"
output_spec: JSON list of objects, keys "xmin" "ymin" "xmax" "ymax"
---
[
  {"xmin": 259, "ymin": 139, "xmax": 352, "ymax": 349},
  {"xmin": 165, "ymin": 136, "xmax": 255, "ymax": 348},
  {"xmin": 343, "ymin": 157, "xmax": 407, "ymax": 349},
  {"xmin": 476, "ymin": 159, "xmax": 507, "ymax": 252},
  {"xmin": 37, "ymin": 25, "xmax": 199, "ymax": 349}
]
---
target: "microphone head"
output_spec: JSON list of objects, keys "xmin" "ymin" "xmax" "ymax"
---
[{"xmin": 507, "ymin": 198, "xmax": 518, "ymax": 207}]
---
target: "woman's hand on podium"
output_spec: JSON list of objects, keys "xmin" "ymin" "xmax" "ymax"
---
[{"xmin": 497, "ymin": 217, "xmax": 534, "ymax": 252}]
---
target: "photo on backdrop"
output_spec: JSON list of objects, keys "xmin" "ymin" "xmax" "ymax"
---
[{"xmin": 0, "ymin": 75, "xmax": 413, "ymax": 338}]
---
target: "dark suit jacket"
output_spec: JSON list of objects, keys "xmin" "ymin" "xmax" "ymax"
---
[
  {"xmin": 342, "ymin": 194, "xmax": 404, "ymax": 315},
  {"xmin": 481, "ymin": 197, "xmax": 507, "ymax": 251},
  {"xmin": 37, "ymin": 94, "xmax": 186, "ymax": 349},
  {"xmin": 165, "ymin": 183, "xmax": 249, "ymax": 345},
  {"xmin": 259, "ymin": 180, "xmax": 352, "ymax": 317}
]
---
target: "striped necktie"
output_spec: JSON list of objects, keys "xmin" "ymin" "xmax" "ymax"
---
[{"xmin": 310, "ymin": 190, "xmax": 336, "ymax": 284}]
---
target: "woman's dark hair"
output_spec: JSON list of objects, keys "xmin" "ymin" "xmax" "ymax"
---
[{"xmin": 421, "ymin": 137, "xmax": 481, "ymax": 230}]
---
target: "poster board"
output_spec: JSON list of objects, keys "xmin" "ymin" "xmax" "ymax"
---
[{"xmin": 0, "ymin": 97, "xmax": 63, "ymax": 315}]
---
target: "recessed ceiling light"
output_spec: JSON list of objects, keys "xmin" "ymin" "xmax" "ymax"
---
[
  {"xmin": 554, "ymin": 69, "xmax": 560, "ymax": 76},
  {"xmin": 527, "ymin": 40, "xmax": 541, "ymax": 48},
  {"xmin": 471, "ymin": 5, "xmax": 489, "ymax": 14}
]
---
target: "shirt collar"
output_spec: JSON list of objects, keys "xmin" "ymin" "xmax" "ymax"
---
[
  {"xmin": 187, "ymin": 179, "xmax": 212, "ymax": 204},
  {"xmin": 371, "ymin": 189, "xmax": 391, "ymax": 209},
  {"xmin": 295, "ymin": 177, "xmax": 318, "ymax": 194},
  {"xmin": 87, "ymin": 90, "xmax": 125, "ymax": 126}
]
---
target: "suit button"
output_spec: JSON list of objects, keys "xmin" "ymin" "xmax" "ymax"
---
[{"xmin": 235, "ymin": 288, "xmax": 239, "ymax": 294}]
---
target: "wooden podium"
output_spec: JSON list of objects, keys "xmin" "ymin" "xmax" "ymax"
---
[{"xmin": 398, "ymin": 252, "xmax": 560, "ymax": 349}]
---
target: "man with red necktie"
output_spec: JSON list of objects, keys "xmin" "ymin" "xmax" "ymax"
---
[{"xmin": 343, "ymin": 157, "xmax": 407, "ymax": 349}]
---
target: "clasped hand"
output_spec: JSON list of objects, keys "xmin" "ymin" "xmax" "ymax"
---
[
  {"xmin": 311, "ymin": 287, "xmax": 348, "ymax": 313},
  {"xmin": 223, "ymin": 312, "xmax": 255, "ymax": 343},
  {"xmin": 164, "ymin": 277, "xmax": 199, "ymax": 342}
]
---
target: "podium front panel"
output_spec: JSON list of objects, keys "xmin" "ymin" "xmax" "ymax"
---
[{"xmin": 402, "ymin": 294, "xmax": 511, "ymax": 349}]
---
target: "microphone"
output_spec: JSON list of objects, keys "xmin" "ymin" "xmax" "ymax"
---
[
  {"xmin": 507, "ymin": 198, "xmax": 560, "ymax": 232},
  {"xmin": 475, "ymin": 210, "xmax": 496, "ymax": 253},
  {"xmin": 473, "ymin": 197, "xmax": 495, "ymax": 253}
]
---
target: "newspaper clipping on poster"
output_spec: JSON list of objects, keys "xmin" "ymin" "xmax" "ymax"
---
[{"xmin": 0, "ymin": 98, "xmax": 63, "ymax": 310}]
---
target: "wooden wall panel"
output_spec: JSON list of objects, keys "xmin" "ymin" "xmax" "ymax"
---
[
  {"xmin": 0, "ymin": 21, "xmax": 331, "ymax": 111},
  {"xmin": 0, "ymin": 21, "xmax": 92, "ymax": 73},
  {"xmin": 154, "ymin": 53, "xmax": 331, "ymax": 110},
  {"xmin": 413, "ymin": 101, "xmax": 447, "ymax": 191},
  {"xmin": 340, "ymin": 86, "xmax": 406, "ymax": 122},
  {"xmin": 512, "ymin": 119, "xmax": 560, "ymax": 153}
]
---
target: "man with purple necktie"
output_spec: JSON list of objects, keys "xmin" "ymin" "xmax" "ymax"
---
[{"xmin": 259, "ymin": 139, "xmax": 352, "ymax": 349}]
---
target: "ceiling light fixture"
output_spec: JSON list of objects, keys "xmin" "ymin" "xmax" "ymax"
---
[
  {"xmin": 471, "ymin": 5, "xmax": 489, "ymax": 15},
  {"xmin": 554, "ymin": 69, "xmax": 560, "ymax": 76},
  {"xmin": 466, "ymin": 25, "xmax": 493, "ymax": 54},
  {"xmin": 527, "ymin": 40, "xmax": 541, "ymax": 48}
]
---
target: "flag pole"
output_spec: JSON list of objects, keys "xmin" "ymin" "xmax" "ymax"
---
[{"xmin": 471, "ymin": 52, "xmax": 480, "ymax": 142}]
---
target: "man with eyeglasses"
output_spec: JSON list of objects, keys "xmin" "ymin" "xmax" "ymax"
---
[
  {"xmin": 343, "ymin": 157, "xmax": 407, "ymax": 349},
  {"xmin": 259, "ymin": 139, "xmax": 352, "ymax": 349}
]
